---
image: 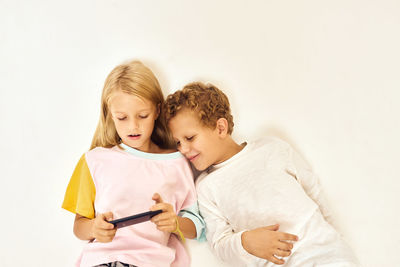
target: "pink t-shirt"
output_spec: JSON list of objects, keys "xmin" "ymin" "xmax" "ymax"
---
[{"xmin": 65, "ymin": 144, "xmax": 196, "ymax": 267}]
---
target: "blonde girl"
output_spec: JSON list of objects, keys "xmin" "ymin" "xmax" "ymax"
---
[{"xmin": 62, "ymin": 60, "xmax": 205, "ymax": 267}]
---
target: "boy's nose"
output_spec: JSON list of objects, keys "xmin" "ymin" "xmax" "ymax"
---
[{"xmin": 179, "ymin": 143, "xmax": 190, "ymax": 154}]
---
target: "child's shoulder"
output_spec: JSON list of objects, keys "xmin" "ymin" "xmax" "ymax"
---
[
  {"xmin": 252, "ymin": 136, "xmax": 291, "ymax": 150},
  {"xmin": 87, "ymin": 146, "xmax": 114, "ymax": 154},
  {"xmin": 84, "ymin": 146, "xmax": 121, "ymax": 161}
]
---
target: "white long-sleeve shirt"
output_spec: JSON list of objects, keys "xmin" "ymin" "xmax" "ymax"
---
[{"xmin": 196, "ymin": 137, "xmax": 356, "ymax": 266}]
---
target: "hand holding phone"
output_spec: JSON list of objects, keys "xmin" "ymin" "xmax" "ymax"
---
[{"xmin": 109, "ymin": 210, "xmax": 163, "ymax": 228}]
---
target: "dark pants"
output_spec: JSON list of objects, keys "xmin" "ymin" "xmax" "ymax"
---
[{"xmin": 94, "ymin": 261, "xmax": 137, "ymax": 267}]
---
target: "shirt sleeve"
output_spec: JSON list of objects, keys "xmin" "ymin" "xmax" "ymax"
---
[
  {"xmin": 197, "ymin": 181, "xmax": 260, "ymax": 265},
  {"xmin": 178, "ymin": 202, "xmax": 206, "ymax": 242},
  {"xmin": 288, "ymin": 147, "xmax": 334, "ymax": 224},
  {"xmin": 61, "ymin": 153, "xmax": 96, "ymax": 219}
]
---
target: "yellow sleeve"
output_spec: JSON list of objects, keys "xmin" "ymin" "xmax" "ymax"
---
[{"xmin": 61, "ymin": 154, "xmax": 96, "ymax": 219}]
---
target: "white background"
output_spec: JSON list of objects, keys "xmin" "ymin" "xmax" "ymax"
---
[{"xmin": 1, "ymin": 0, "xmax": 399, "ymax": 266}]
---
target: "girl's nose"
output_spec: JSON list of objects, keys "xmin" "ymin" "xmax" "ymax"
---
[{"xmin": 130, "ymin": 118, "xmax": 139, "ymax": 130}]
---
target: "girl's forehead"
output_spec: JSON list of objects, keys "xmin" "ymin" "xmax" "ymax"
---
[{"xmin": 109, "ymin": 91, "xmax": 155, "ymax": 112}]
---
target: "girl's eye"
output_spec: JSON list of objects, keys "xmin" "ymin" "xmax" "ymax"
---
[
  {"xmin": 117, "ymin": 117, "xmax": 127, "ymax": 121},
  {"xmin": 139, "ymin": 115, "xmax": 149, "ymax": 119},
  {"xmin": 186, "ymin": 136, "xmax": 194, "ymax": 141}
]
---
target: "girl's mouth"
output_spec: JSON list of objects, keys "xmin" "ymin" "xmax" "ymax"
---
[{"xmin": 128, "ymin": 134, "xmax": 141, "ymax": 140}]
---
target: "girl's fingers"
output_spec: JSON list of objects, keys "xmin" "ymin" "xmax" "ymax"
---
[
  {"xmin": 152, "ymin": 193, "xmax": 163, "ymax": 203},
  {"xmin": 102, "ymin": 221, "xmax": 115, "ymax": 229},
  {"xmin": 150, "ymin": 203, "xmax": 172, "ymax": 212},
  {"xmin": 105, "ymin": 229, "xmax": 117, "ymax": 237},
  {"xmin": 154, "ymin": 218, "xmax": 176, "ymax": 227},
  {"xmin": 95, "ymin": 212, "xmax": 114, "ymax": 229},
  {"xmin": 156, "ymin": 225, "xmax": 175, "ymax": 232},
  {"xmin": 97, "ymin": 228, "xmax": 116, "ymax": 238},
  {"xmin": 151, "ymin": 212, "xmax": 175, "ymax": 222},
  {"xmin": 98, "ymin": 219, "xmax": 114, "ymax": 229}
]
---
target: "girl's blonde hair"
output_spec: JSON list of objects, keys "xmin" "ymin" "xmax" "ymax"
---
[{"xmin": 90, "ymin": 60, "xmax": 175, "ymax": 150}]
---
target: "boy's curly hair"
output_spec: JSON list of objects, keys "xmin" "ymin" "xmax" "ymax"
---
[{"xmin": 164, "ymin": 82, "xmax": 234, "ymax": 134}]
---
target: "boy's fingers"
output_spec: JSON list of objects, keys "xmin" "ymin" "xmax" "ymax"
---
[
  {"xmin": 278, "ymin": 241, "xmax": 294, "ymax": 251},
  {"xmin": 264, "ymin": 224, "xmax": 280, "ymax": 231},
  {"xmin": 279, "ymin": 233, "xmax": 298, "ymax": 241},
  {"xmin": 275, "ymin": 248, "xmax": 291, "ymax": 257},
  {"xmin": 270, "ymin": 255, "xmax": 285, "ymax": 265}
]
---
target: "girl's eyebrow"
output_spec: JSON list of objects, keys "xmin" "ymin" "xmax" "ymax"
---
[
  {"xmin": 112, "ymin": 108, "xmax": 151, "ymax": 114},
  {"xmin": 112, "ymin": 111, "xmax": 127, "ymax": 116}
]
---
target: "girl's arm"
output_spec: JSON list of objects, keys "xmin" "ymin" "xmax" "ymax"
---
[
  {"xmin": 176, "ymin": 216, "xmax": 197, "ymax": 239},
  {"xmin": 74, "ymin": 212, "xmax": 117, "ymax": 242}
]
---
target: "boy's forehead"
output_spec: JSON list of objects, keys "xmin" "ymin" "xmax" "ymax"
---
[{"xmin": 169, "ymin": 109, "xmax": 202, "ymax": 129}]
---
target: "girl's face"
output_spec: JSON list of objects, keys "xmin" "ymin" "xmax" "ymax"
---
[{"xmin": 109, "ymin": 91, "xmax": 159, "ymax": 152}]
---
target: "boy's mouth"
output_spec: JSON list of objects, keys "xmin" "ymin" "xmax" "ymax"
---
[{"xmin": 188, "ymin": 154, "xmax": 199, "ymax": 162}]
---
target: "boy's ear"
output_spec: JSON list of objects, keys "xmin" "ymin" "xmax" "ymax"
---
[{"xmin": 215, "ymin": 118, "xmax": 229, "ymax": 138}]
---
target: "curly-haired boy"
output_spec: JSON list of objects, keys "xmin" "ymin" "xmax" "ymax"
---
[{"xmin": 164, "ymin": 82, "xmax": 358, "ymax": 266}]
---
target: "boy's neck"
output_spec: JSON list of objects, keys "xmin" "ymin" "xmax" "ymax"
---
[{"xmin": 214, "ymin": 137, "xmax": 245, "ymax": 165}]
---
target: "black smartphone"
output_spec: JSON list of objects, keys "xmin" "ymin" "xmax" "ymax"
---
[{"xmin": 109, "ymin": 210, "xmax": 163, "ymax": 228}]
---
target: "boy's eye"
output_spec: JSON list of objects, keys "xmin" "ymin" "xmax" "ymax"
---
[
  {"xmin": 176, "ymin": 141, "xmax": 181, "ymax": 147},
  {"xmin": 186, "ymin": 136, "xmax": 194, "ymax": 141}
]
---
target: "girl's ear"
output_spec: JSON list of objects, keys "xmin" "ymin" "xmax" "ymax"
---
[{"xmin": 215, "ymin": 118, "xmax": 229, "ymax": 138}]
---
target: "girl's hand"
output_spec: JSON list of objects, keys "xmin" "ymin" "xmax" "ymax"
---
[
  {"xmin": 150, "ymin": 193, "xmax": 177, "ymax": 232},
  {"xmin": 91, "ymin": 212, "xmax": 117, "ymax": 243}
]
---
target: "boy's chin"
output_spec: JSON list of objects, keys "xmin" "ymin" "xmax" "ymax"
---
[{"xmin": 192, "ymin": 162, "xmax": 208, "ymax": 172}]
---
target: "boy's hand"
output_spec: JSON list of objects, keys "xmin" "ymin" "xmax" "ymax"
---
[
  {"xmin": 150, "ymin": 193, "xmax": 177, "ymax": 232},
  {"xmin": 91, "ymin": 212, "xmax": 117, "ymax": 243},
  {"xmin": 241, "ymin": 224, "xmax": 298, "ymax": 265}
]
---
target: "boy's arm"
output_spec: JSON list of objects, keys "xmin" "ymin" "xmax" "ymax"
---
[
  {"xmin": 288, "ymin": 148, "xmax": 334, "ymax": 224},
  {"xmin": 198, "ymin": 185, "xmax": 297, "ymax": 265}
]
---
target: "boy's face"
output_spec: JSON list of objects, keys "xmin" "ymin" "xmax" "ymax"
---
[{"xmin": 168, "ymin": 109, "xmax": 224, "ymax": 171}]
